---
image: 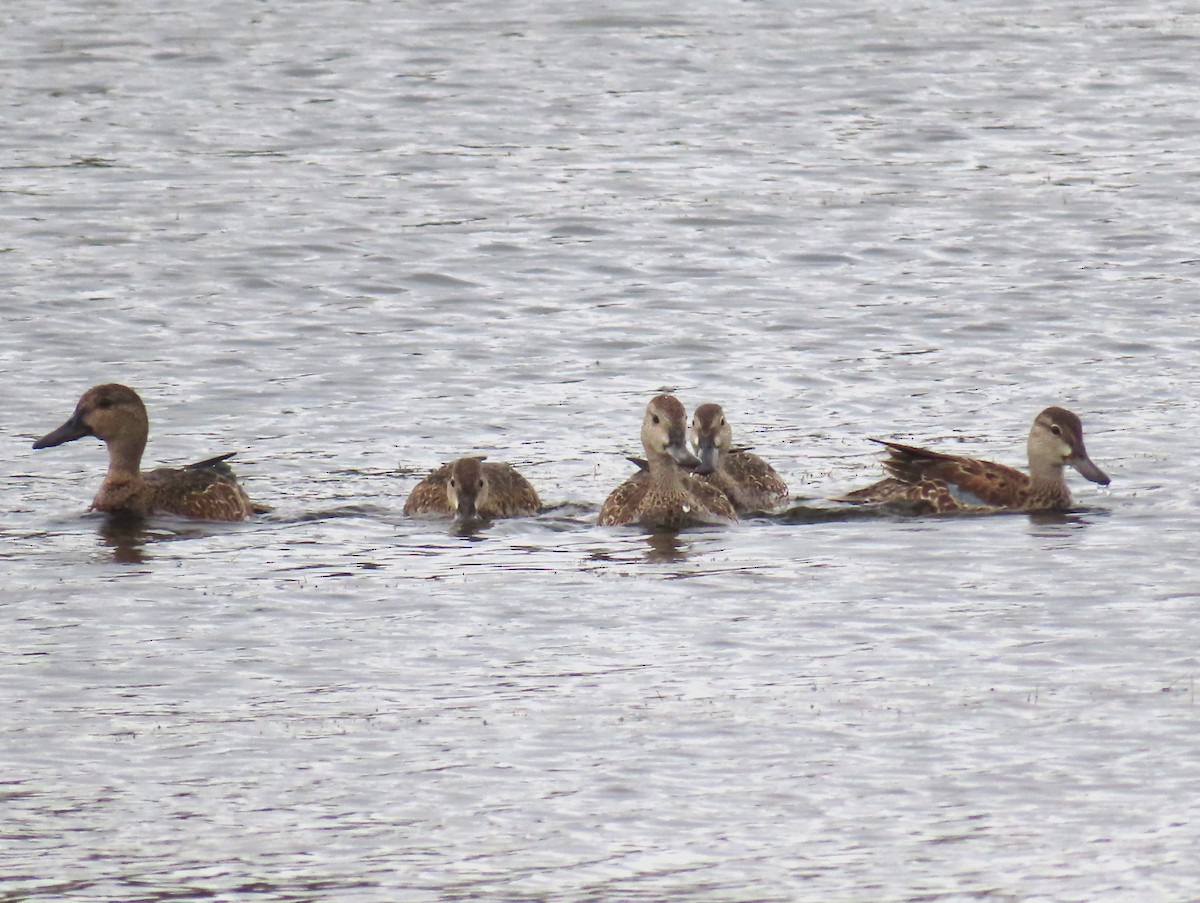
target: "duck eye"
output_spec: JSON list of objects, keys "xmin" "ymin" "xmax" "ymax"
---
[
  {"xmin": 651, "ymin": 414, "xmax": 660, "ymax": 425},
  {"xmin": 477, "ymin": 479, "xmax": 485, "ymax": 489},
  {"xmin": 720, "ymin": 418, "xmax": 726, "ymax": 427},
  {"xmin": 1050, "ymin": 424, "xmax": 1062, "ymax": 436},
  {"xmin": 449, "ymin": 478, "xmax": 457, "ymax": 488}
]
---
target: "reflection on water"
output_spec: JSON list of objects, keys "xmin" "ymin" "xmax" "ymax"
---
[
  {"xmin": 581, "ymin": 528, "xmax": 693, "ymax": 566},
  {"xmin": 1024, "ymin": 508, "xmax": 1106, "ymax": 548},
  {"xmin": 94, "ymin": 512, "xmax": 251, "ymax": 564},
  {"xmin": 96, "ymin": 514, "xmax": 149, "ymax": 564},
  {"xmin": 776, "ymin": 501, "xmax": 895, "ymax": 524},
  {"xmin": 642, "ymin": 530, "xmax": 689, "ymax": 563},
  {"xmin": 450, "ymin": 516, "xmax": 491, "ymax": 539}
]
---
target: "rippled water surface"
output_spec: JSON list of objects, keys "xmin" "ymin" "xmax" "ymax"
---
[{"xmin": 4, "ymin": 1, "xmax": 1200, "ymax": 900}]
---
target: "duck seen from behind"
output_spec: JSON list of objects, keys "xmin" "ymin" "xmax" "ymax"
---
[
  {"xmin": 403, "ymin": 456, "xmax": 541, "ymax": 521},
  {"xmin": 690, "ymin": 402, "xmax": 788, "ymax": 513},
  {"xmin": 33, "ymin": 383, "xmax": 261, "ymax": 521},
  {"xmin": 598, "ymin": 394, "xmax": 737, "ymax": 529},
  {"xmin": 840, "ymin": 406, "xmax": 1110, "ymax": 514}
]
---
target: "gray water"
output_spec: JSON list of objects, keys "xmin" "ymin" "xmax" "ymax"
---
[{"xmin": 4, "ymin": 1, "xmax": 1199, "ymax": 900}]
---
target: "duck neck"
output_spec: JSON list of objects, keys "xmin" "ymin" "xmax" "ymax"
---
[
  {"xmin": 647, "ymin": 453, "xmax": 689, "ymax": 490},
  {"xmin": 1027, "ymin": 458, "xmax": 1070, "ymax": 506},
  {"xmin": 104, "ymin": 435, "xmax": 145, "ymax": 484}
]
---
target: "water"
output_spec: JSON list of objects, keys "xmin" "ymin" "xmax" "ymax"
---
[{"xmin": 3, "ymin": 1, "xmax": 1199, "ymax": 900}]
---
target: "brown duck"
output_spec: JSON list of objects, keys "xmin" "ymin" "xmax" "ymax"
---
[
  {"xmin": 33, "ymin": 383, "xmax": 262, "ymax": 521},
  {"xmin": 690, "ymin": 402, "xmax": 788, "ymax": 513},
  {"xmin": 403, "ymin": 456, "xmax": 541, "ymax": 520},
  {"xmin": 599, "ymin": 394, "xmax": 737, "ymax": 529},
  {"xmin": 840, "ymin": 406, "xmax": 1110, "ymax": 513}
]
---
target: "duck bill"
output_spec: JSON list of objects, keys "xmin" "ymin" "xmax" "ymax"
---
[
  {"xmin": 454, "ymin": 493, "xmax": 481, "ymax": 522},
  {"xmin": 1070, "ymin": 451, "xmax": 1110, "ymax": 486},
  {"xmin": 33, "ymin": 415, "xmax": 89, "ymax": 450},
  {"xmin": 694, "ymin": 440, "xmax": 719, "ymax": 475},
  {"xmin": 666, "ymin": 440, "xmax": 701, "ymax": 469}
]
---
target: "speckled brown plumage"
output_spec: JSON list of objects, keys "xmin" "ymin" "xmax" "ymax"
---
[
  {"xmin": 33, "ymin": 383, "xmax": 261, "ymax": 521},
  {"xmin": 690, "ymin": 402, "xmax": 788, "ymax": 513},
  {"xmin": 403, "ymin": 456, "xmax": 541, "ymax": 520},
  {"xmin": 598, "ymin": 395, "xmax": 737, "ymax": 529},
  {"xmin": 840, "ymin": 407, "xmax": 1110, "ymax": 514}
]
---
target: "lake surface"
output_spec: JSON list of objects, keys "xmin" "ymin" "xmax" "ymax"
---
[{"xmin": 4, "ymin": 1, "xmax": 1199, "ymax": 900}]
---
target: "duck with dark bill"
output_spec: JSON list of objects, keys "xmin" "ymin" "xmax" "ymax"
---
[
  {"xmin": 33, "ymin": 383, "xmax": 263, "ymax": 521},
  {"xmin": 839, "ymin": 407, "xmax": 1110, "ymax": 514}
]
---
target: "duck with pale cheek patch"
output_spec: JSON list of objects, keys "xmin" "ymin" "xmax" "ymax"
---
[
  {"xmin": 690, "ymin": 402, "xmax": 788, "ymax": 514},
  {"xmin": 404, "ymin": 456, "xmax": 541, "ymax": 521},
  {"xmin": 839, "ymin": 406, "xmax": 1110, "ymax": 514},
  {"xmin": 599, "ymin": 394, "xmax": 737, "ymax": 530},
  {"xmin": 33, "ymin": 383, "xmax": 263, "ymax": 521}
]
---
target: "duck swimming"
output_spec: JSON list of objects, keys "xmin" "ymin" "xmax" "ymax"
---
[
  {"xmin": 33, "ymin": 383, "xmax": 261, "ymax": 521},
  {"xmin": 403, "ymin": 456, "xmax": 541, "ymax": 520},
  {"xmin": 839, "ymin": 406, "xmax": 1110, "ymax": 513},
  {"xmin": 598, "ymin": 394, "xmax": 737, "ymax": 529},
  {"xmin": 690, "ymin": 402, "xmax": 788, "ymax": 513}
]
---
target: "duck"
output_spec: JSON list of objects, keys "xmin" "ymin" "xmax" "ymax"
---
[
  {"xmin": 403, "ymin": 456, "xmax": 541, "ymax": 520},
  {"xmin": 598, "ymin": 394, "xmax": 737, "ymax": 529},
  {"xmin": 690, "ymin": 402, "xmax": 788, "ymax": 513},
  {"xmin": 839, "ymin": 406, "xmax": 1110, "ymax": 513},
  {"xmin": 32, "ymin": 383, "xmax": 262, "ymax": 521}
]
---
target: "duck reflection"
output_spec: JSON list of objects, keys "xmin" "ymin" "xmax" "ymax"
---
[
  {"xmin": 643, "ymin": 530, "xmax": 689, "ymax": 563},
  {"xmin": 450, "ymin": 516, "xmax": 491, "ymax": 540},
  {"xmin": 1026, "ymin": 510, "xmax": 1083, "ymax": 529},
  {"xmin": 1024, "ymin": 508, "xmax": 1104, "ymax": 548},
  {"xmin": 97, "ymin": 514, "xmax": 151, "ymax": 564},
  {"xmin": 94, "ymin": 513, "xmax": 218, "ymax": 564},
  {"xmin": 583, "ymin": 529, "xmax": 692, "ymax": 567}
]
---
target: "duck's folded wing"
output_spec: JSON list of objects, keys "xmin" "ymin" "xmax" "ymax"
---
[
  {"xmin": 598, "ymin": 474, "xmax": 648, "ymax": 525},
  {"xmin": 482, "ymin": 463, "xmax": 542, "ymax": 515},
  {"xmin": 144, "ymin": 461, "xmax": 255, "ymax": 520},
  {"xmin": 875, "ymin": 440, "xmax": 1029, "ymax": 507}
]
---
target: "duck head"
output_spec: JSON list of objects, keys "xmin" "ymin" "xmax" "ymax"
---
[
  {"xmin": 641, "ymin": 394, "xmax": 700, "ymax": 468},
  {"xmin": 446, "ymin": 456, "xmax": 490, "ymax": 520},
  {"xmin": 689, "ymin": 402, "xmax": 733, "ymax": 475},
  {"xmin": 1028, "ymin": 407, "xmax": 1110, "ymax": 485},
  {"xmin": 34, "ymin": 383, "xmax": 149, "ymax": 454}
]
